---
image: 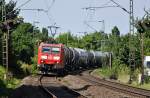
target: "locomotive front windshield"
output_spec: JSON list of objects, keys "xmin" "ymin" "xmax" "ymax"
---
[
  {"xmin": 51, "ymin": 47, "xmax": 60, "ymax": 54},
  {"xmin": 42, "ymin": 46, "xmax": 60, "ymax": 54},
  {"xmin": 42, "ymin": 46, "xmax": 51, "ymax": 53}
]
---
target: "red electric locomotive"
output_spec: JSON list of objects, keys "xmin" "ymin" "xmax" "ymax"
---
[{"xmin": 37, "ymin": 43, "xmax": 65, "ymax": 73}]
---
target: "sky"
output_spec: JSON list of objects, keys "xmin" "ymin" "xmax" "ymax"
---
[{"xmin": 5, "ymin": 0, "xmax": 150, "ymax": 36}]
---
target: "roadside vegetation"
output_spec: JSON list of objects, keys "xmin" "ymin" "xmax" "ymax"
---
[
  {"xmin": 0, "ymin": 1, "xmax": 150, "ymax": 96},
  {"xmin": 0, "ymin": 66, "xmax": 20, "ymax": 97}
]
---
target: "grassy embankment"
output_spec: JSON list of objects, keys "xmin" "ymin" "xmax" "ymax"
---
[{"xmin": 93, "ymin": 59, "xmax": 150, "ymax": 90}]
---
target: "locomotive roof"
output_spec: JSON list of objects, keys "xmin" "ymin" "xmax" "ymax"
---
[{"xmin": 39, "ymin": 43, "xmax": 64, "ymax": 47}]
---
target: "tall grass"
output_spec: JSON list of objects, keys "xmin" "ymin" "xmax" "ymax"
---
[{"xmin": 95, "ymin": 59, "xmax": 130, "ymax": 80}]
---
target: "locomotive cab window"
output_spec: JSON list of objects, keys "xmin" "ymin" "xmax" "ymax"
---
[
  {"xmin": 42, "ymin": 46, "xmax": 51, "ymax": 53},
  {"xmin": 51, "ymin": 47, "xmax": 60, "ymax": 54}
]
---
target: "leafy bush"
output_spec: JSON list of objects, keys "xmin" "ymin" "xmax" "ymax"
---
[
  {"xmin": 31, "ymin": 55, "xmax": 38, "ymax": 74},
  {"xmin": 0, "ymin": 66, "xmax": 6, "ymax": 79},
  {"xmin": 132, "ymin": 68, "xmax": 141, "ymax": 82},
  {"xmin": 0, "ymin": 66, "xmax": 6, "ymax": 89},
  {"xmin": 16, "ymin": 55, "xmax": 38, "ymax": 75},
  {"xmin": 6, "ymin": 78, "xmax": 20, "ymax": 89},
  {"xmin": 96, "ymin": 59, "xmax": 130, "ymax": 80},
  {"xmin": 144, "ymin": 76, "xmax": 150, "ymax": 84},
  {"xmin": 99, "ymin": 67, "xmax": 112, "ymax": 78},
  {"xmin": 110, "ymin": 59, "xmax": 122, "ymax": 79},
  {"xmin": 17, "ymin": 61, "xmax": 31, "ymax": 75}
]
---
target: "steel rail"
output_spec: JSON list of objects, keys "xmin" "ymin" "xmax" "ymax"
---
[
  {"xmin": 78, "ymin": 71, "xmax": 150, "ymax": 98},
  {"xmin": 39, "ymin": 75, "xmax": 57, "ymax": 98}
]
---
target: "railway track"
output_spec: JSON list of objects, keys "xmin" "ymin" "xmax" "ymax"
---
[
  {"xmin": 39, "ymin": 74, "xmax": 87, "ymax": 98},
  {"xmin": 77, "ymin": 71, "xmax": 150, "ymax": 98},
  {"xmin": 39, "ymin": 75, "xmax": 57, "ymax": 98}
]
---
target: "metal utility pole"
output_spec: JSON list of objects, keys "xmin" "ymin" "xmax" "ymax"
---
[
  {"xmin": 1, "ymin": 0, "xmax": 9, "ymax": 80},
  {"xmin": 129, "ymin": 0, "xmax": 135, "ymax": 83},
  {"xmin": 141, "ymin": 32, "xmax": 144, "ymax": 84},
  {"xmin": 111, "ymin": 0, "xmax": 135, "ymax": 83},
  {"xmin": 109, "ymin": 0, "xmax": 135, "ymax": 68},
  {"xmin": 67, "ymin": 32, "xmax": 68, "ymax": 46},
  {"xmin": 129, "ymin": 0, "xmax": 135, "ymax": 65}
]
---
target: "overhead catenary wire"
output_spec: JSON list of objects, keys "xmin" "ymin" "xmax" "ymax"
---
[
  {"xmin": 110, "ymin": 0, "xmax": 130, "ymax": 14},
  {"xmin": 15, "ymin": 0, "xmax": 32, "ymax": 9},
  {"xmin": 43, "ymin": 0, "xmax": 56, "ymax": 25},
  {"xmin": 83, "ymin": 6, "xmax": 118, "ymax": 10},
  {"xmin": 43, "ymin": 0, "xmax": 55, "ymax": 12},
  {"xmin": 82, "ymin": 0, "xmax": 118, "ymax": 10},
  {"xmin": 19, "ymin": 8, "xmax": 47, "ymax": 12},
  {"xmin": 101, "ymin": 0, "xmax": 112, "ymax": 6},
  {"xmin": 43, "ymin": 0, "xmax": 60, "ymax": 37},
  {"xmin": 84, "ymin": 21, "xmax": 97, "ymax": 32},
  {"xmin": 47, "ymin": 0, "xmax": 55, "ymax": 12}
]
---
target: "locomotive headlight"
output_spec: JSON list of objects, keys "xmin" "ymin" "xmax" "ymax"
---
[
  {"xmin": 41, "ymin": 55, "xmax": 47, "ymax": 59},
  {"xmin": 53, "ymin": 56, "xmax": 60, "ymax": 60}
]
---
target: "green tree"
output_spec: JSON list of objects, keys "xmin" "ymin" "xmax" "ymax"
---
[
  {"xmin": 41, "ymin": 27, "xmax": 49, "ymax": 42},
  {"xmin": 11, "ymin": 23, "xmax": 34, "ymax": 64},
  {"xmin": 56, "ymin": 32, "xmax": 75, "ymax": 46},
  {"xmin": 112, "ymin": 26, "xmax": 120, "ymax": 36},
  {"xmin": 81, "ymin": 32, "xmax": 107, "ymax": 50},
  {"xmin": 109, "ymin": 26, "xmax": 121, "ymax": 57}
]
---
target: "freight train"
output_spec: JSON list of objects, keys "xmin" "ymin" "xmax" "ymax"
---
[{"xmin": 37, "ymin": 42, "xmax": 111, "ymax": 74}]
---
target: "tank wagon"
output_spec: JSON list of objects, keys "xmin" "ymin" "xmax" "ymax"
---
[{"xmin": 37, "ymin": 43, "xmax": 110, "ymax": 74}]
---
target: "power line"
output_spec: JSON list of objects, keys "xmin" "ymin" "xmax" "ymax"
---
[
  {"xmin": 19, "ymin": 8, "xmax": 47, "ymax": 12},
  {"xmin": 45, "ymin": 11, "xmax": 55, "ymax": 24},
  {"xmin": 16, "ymin": 0, "xmax": 32, "ymax": 9},
  {"xmin": 47, "ymin": 0, "xmax": 55, "ymax": 12},
  {"xmin": 84, "ymin": 21, "xmax": 97, "ymax": 32},
  {"xmin": 83, "ymin": 6, "xmax": 118, "ymax": 10},
  {"xmin": 43, "ymin": 0, "xmax": 56, "ymax": 25},
  {"xmin": 101, "ymin": 0, "xmax": 112, "ymax": 6},
  {"xmin": 43, "ymin": 0, "xmax": 55, "ymax": 11},
  {"xmin": 110, "ymin": 0, "xmax": 130, "ymax": 14}
]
